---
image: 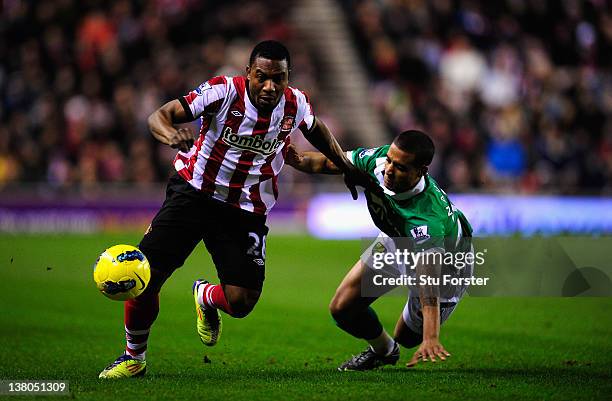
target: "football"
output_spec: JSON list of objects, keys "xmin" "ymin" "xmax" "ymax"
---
[{"xmin": 93, "ymin": 245, "xmax": 151, "ymax": 301}]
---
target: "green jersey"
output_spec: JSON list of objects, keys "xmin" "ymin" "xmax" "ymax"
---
[{"xmin": 347, "ymin": 145, "xmax": 473, "ymax": 251}]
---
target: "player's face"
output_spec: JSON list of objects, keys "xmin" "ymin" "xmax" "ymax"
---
[
  {"xmin": 246, "ymin": 57, "xmax": 289, "ymax": 112},
  {"xmin": 383, "ymin": 144, "xmax": 426, "ymax": 192}
]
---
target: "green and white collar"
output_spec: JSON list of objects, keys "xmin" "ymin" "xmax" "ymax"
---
[
  {"xmin": 374, "ymin": 158, "xmax": 426, "ymax": 200},
  {"xmin": 383, "ymin": 175, "xmax": 426, "ymax": 200}
]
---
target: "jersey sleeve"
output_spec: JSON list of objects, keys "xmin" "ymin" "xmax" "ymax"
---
[
  {"xmin": 178, "ymin": 76, "xmax": 228, "ymax": 120},
  {"xmin": 346, "ymin": 146, "xmax": 389, "ymax": 173},
  {"xmin": 296, "ymin": 90, "xmax": 316, "ymax": 133}
]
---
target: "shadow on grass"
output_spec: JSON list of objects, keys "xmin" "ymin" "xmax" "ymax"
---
[
  {"xmin": 79, "ymin": 363, "xmax": 612, "ymax": 401},
  {"xmin": 150, "ymin": 365, "xmax": 612, "ymax": 386}
]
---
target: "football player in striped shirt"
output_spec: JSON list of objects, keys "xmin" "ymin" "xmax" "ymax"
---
[
  {"xmin": 286, "ymin": 130, "xmax": 473, "ymax": 371},
  {"xmin": 99, "ymin": 40, "xmax": 376, "ymax": 378}
]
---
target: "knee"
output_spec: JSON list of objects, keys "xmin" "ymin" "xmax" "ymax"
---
[
  {"xmin": 329, "ymin": 293, "xmax": 351, "ymax": 321},
  {"xmin": 140, "ymin": 267, "xmax": 172, "ymax": 297},
  {"xmin": 329, "ymin": 280, "xmax": 362, "ymax": 320},
  {"xmin": 226, "ymin": 289, "xmax": 260, "ymax": 318}
]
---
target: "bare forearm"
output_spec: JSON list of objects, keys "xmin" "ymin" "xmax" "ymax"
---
[
  {"xmin": 148, "ymin": 107, "xmax": 177, "ymax": 146},
  {"xmin": 299, "ymin": 152, "xmax": 342, "ymax": 174},
  {"xmin": 416, "ymin": 256, "xmax": 442, "ymax": 340},
  {"xmin": 147, "ymin": 99, "xmax": 195, "ymax": 152},
  {"xmin": 303, "ymin": 118, "xmax": 352, "ymax": 173},
  {"xmin": 407, "ymin": 256, "xmax": 451, "ymax": 366},
  {"xmin": 421, "ymin": 304, "xmax": 441, "ymax": 340}
]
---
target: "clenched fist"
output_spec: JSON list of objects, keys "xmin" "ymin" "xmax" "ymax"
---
[{"xmin": 169, "ymin": 127, "xmax": 196, "ymax": 152}]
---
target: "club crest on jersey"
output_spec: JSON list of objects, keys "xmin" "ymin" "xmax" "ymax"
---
[
  {"xmin": 222, "ymin": 127, "xmax": 283, "ymax": 156},
  {"xmin": 371, "ymin": 241, "xmax": 387, "ymax": 256},
  {"xmin": 279, "ymin": 116, "xmax": 295, "ymax": 133},
  {"xmin": 410, "ymin": 225, "xmax": 430, "ymax": 244},
  {"xmin": 195, "ymin": 82, "xmax": 211, "ymax": 95},
  {"xmin": 359, "ymin": 148, "xmax": 376, "ymax": 158}
]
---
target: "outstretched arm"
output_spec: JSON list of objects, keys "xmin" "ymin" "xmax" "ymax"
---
[
  {"xmin": 147, "ymin": 99, "xmax": 197, "ymax": 152},
  {"xmin": 285, "ymin": 144, "xmax": 342, "ymax": 174},
  {"xmin": 301, "ymin": 117, "xmax": 352, "ymax": 174},
  {"xmin": 406, "ymin": 252, "xmax": 451, "ymax": 367},
  {"xmin": 300, "ymin": 117, "xmax": 381, "ymax": 197}
]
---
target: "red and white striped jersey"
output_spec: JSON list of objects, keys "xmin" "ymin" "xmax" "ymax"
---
[{"xmin": 174, "ymin": 75, "xmax": 315, "ymax": 215}]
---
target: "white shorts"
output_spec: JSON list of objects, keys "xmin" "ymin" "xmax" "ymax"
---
[
  {"xmin": 361, "ymin": 231, "xmax": 473, "ymax": 332},
  {"xmin": 361, "ymin": 232, "xmax": 474, "ymax": 302}
]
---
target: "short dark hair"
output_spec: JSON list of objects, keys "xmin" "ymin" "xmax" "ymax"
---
[
  {"xmin": 393, "ymin": 130, "xmax": 435, "ymax": 166},
  {"xmin": 249, "ymin": 40, "xmax": 291, "ymax": 69}
]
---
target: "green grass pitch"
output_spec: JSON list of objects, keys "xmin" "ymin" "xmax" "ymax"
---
[{"xmin": 0, "ymin": 233, "xmax": 611, "ymax": 400}]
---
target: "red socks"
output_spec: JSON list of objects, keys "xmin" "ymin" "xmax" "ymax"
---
[
  {"xmin": 198, "ymin": 282, "xmax": 233, "ymax": 314},
  {"xmin": 124, "ymin": 292, "xmax": 160, "ymax": 359}
]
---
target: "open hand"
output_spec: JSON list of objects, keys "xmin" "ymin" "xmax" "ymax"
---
[{"xmin": 406, "ymin": 339, "xmax": 450, "ymax": 367}]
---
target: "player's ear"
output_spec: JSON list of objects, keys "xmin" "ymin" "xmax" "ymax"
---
[
  {"xmin": 246, "ymin": 65, "xmax": 251, "ymax": 76},
  {"xmin": 420, "ymin": 166, "xmax": 429, "ymax": 176}
]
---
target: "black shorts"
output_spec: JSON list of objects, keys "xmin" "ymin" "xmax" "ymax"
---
[{"xmin": 139, "ymin": 174, "xmax": 269, "ymax": 291}]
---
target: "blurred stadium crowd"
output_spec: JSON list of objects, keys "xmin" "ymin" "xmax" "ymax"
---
[
  {"xmin": 0, "ymin": 0, "xmax": 310, "ymax": 190},
  {"xmin": 342, "ymin": 0, "xmax": 612, "ymax": 193},
  {"xmin": 1, "ymin": 0, "xmax": 611, "ymax": 194}
]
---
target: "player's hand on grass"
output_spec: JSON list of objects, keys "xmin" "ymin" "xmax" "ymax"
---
[
  {"xmin": 169, "ymin": 127, "xmax": 196, "ymax": 152},
  {"xmin": 406, "ymin": 339, "xmax": 450, "ymax": 367}
]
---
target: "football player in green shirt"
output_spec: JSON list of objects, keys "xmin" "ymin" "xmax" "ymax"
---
[{"xmin": 286, "ymin": 130, "xmax": 473, "ymax": 371}]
